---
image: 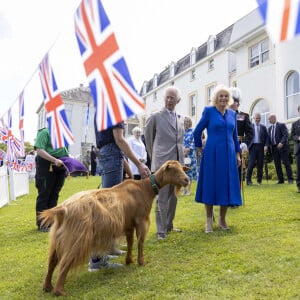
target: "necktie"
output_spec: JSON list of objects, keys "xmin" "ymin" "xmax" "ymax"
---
[
  {"xmin": 257, "ymin": 124, "xmax": 260, "ymax": 143},
  {"xmin": 170, "ymin": 111, "xmax": 176, "ymax": 126},
  {"xmin": 271, "ymin": 125, "xmax": 276, "ymax": 144}
]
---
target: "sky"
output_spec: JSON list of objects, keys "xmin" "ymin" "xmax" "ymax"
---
[{"xmin": 0, "ymin": 0, "xmax": 258, "ymax": 144}]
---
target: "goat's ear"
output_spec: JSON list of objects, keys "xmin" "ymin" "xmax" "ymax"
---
[
  {"xmin": 165, "ymin": 161, "xmax": 173, "ymax": 169},
  {"xmin": 183, "ymin": 166, "xmax": 190, "ymax": 172}
]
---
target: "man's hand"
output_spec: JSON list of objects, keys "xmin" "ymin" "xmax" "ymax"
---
[{"xmin": 138, "ymin": 163, "xmax": 151, "ymax": 179}]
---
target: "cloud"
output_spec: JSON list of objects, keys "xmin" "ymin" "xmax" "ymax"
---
[{"xmin": 0, "ymin": 12, "xmax": 12, "ymax": 39}]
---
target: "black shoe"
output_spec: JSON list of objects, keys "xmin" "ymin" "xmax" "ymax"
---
[
  {"xmin": 157, "ymin": 233, "xmax": 167, "ymax": 240},
  {"xmin": 288, "ymin": 180, "xmax": 293, "ymax": 184},
  {"xmin": 247, "ymin": 181, "xmax": 253, "ymax": 186},
  {"xmin": 257, "ymin": 182, "xmax": 262, "ymax": 185},
  {"xmin": 297, "ymin": 189, "xmax": 300, "ymax": 193},
  {"xmin": 276, "ymin": 181, "xmax": 284, "ymax": 184}
]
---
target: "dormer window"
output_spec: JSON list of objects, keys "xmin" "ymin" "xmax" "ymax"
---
[
  {"xmin": 207, "ymin": 35, "xmax": 216, "ymax": 55},
  {"xmin": 190, "ymin": 48, "xmax": 196, "ymax": 66},
  {"xmin": 170, "ymin": 62, "xmax": 176, "ymax": 77},
  {"xmin": 142, "ymin": 81, "xmax": 148, "ymax": 95},
  {"xmin": 153, "ymin": 74, "xmax": 158, "ymax": 88}
]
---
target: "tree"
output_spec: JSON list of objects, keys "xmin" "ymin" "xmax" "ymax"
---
[
  {"xmin": 0, "ymin": 141, "xmax": 34, "ymax": 155},
  {"xmin": 0, "ymin": 142, "xmax": 6, "ymax": 152},
  {"xmin": 24, "ymin": 141, "xmax": 34, "ymax": 154}
]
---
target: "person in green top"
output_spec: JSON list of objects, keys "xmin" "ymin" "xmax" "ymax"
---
[{"xmin": 34, "ymin": 128, "xmax": 69, "ymax": 232}]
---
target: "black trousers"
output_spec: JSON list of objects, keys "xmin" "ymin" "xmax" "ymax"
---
[
  {"xmin": 295, "ymin": 153, "xmax": 300, "ymax": 188},
  {"xmin": 271, "ymin": 146, "xmax": 293, "ymax": 182},
  {"xmin": 246, "ymin": 144, "xmax": 264, "ymax": 183},
  {"xmin": 35, "ymin": 156, "xmax": 66, "ymax": 227}
]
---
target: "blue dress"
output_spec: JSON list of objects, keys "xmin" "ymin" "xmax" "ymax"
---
[
  {"xmin": 193, "ymin": 106, "xmax": 242, "ymax": 206},
  {"xmin": 183, "ymin": 128, "xmax": 198, "ymax": 181}
]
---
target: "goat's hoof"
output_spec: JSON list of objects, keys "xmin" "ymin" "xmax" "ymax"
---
[
  {"xmin": 42, "ymin": 282, "xmax": 53, "ymax": 293},
  {"xmin": 53, "ymin": 289, "xmax": 66, "ymax": 297},
  {"xmin": 125, "ymin": 257, "xmax": 133, "ymax": 265}
]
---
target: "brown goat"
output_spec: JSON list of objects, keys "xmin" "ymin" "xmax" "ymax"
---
[{"xmin": 39, "ymin": 160, "xmax": 189, "ymax": 296}]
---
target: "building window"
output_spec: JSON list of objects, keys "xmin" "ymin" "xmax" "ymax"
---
[
  {"xmin": 190, "ymin": 48, "xmax": 196, "ymax": 66},
  {"xmin": 208, "ymin": 59, "xmax": 214, "ymax": 70},
  {"xmin": 249, "ymin": 39, "xmax": 269, "ymax": 68},
  {"xmin": 207, "ymin": 35, "xmax": 216, "ymax": 55},
  {"xmin": 228, "ymin": 51, "xmax": 236, "ymax": 73},
  {"xmin": 190, "ymin": 69, "xmax": 196, "ymax": 80},
  {"xmin": 207, "ymin": 84, "xmax": 215, "ymax": 104},
  {"xmin": 189, "ymin": 94, "xmax": 196, "ymax": 117},
  {"xmin": 286, "ymin": 71, "xmax": 300, "ymax": 119},
  {"xmin": 153, "ymin": 91, "xmax": 157, "ymax": 102}
]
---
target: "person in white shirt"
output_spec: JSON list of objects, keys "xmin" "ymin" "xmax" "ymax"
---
[{"xmin": 127, "ymin": 126, "xmax": 147, "ymax": 179}]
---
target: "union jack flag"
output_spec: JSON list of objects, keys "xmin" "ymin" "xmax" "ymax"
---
[
  {"xmin": 257, "ymin": 0, "xmax": 300, "ymax": 42},
  {"xmin": 0, "ymin": 116, "xmax": 6, "ymax": 139},
  {"xmin": 39, "ymin": 54, "xmax": 74, "ymax": 149},
  {"xmin": 6, "ymin": 108, "xmax": 21, "ymax": 163},
  {"xmin": 0, "ymin": 149, "xmax": 5, "ymax": 163},
  {"xmin": 74, "ymin": 0, "xmax": 145, "ymax": 132},
  {"xmin": 19, "ymin": 91, "xmax": 25, "ymax": 157}
]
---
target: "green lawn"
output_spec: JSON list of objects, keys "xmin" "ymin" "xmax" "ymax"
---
[{"xmin": 0, "ymin": 175, "xmax": 299, "ymax": 299}]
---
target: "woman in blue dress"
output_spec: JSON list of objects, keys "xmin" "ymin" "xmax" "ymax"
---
[
  {"xmin": 183, "ymin": 116, "xmax": 198, "ymax": 195},
  {"xmin": 193, "ymin": 84, "xmax": 242, "ymax": 233}
]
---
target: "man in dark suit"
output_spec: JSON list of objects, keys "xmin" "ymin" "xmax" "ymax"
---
[
  {"xmin": 291, "ymin": 105, "xmax": 300, "ymax": 192},
  {"xmin": 246, "ymin": 112, "xmax": 268, "ymax": 185},
  {"xmin": 268, "ymin": 114, "xmax": 293, "ymax": 184}
]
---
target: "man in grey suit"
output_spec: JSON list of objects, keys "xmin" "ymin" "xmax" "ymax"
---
[
  {"xmin": 291, "ymin": 105, "xmax": 300, "ymax": 193},
  {"xmin": 144, "ymin": 86, "xmax": 185, "ymax": 240}
]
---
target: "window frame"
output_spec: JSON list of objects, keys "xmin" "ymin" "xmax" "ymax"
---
[
  {"xmin": 249, "ymin": 38, "xmax": 270, "ymax": 68},
  {"xmin": 285, "ymin": 71, "xmax": 300, "ymax": 119}
]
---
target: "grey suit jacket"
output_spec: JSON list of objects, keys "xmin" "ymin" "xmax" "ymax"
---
[{"xmin": 144, "ymin": 107, "xmax": 184, "ymax": 172}]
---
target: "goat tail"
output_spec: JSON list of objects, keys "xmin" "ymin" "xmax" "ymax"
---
[{"xmin": 39, "ymin": 206, "xmax": 65, "ymax": 228}]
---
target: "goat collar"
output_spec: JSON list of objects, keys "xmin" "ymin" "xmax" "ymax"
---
[{"xmin": 150, "ymin": 174, "xmax": 160, "ymax": 195}]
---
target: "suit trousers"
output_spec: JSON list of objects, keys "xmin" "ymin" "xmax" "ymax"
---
[
  {"xmin": 246, "ymin": 144, "xmax": 264, "ymax": 183},
  {"xmin": 155, "ymin": 184, "xmax": 177, "ymax": 234},
  {"xmin": 272, "ymin": 146, "xmax": 293, "ymax": 182}
]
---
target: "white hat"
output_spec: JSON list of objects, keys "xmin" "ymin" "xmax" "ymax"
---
[{"xmin": 230, "ymin": 87, "xmax": 242, "ymax": 102}]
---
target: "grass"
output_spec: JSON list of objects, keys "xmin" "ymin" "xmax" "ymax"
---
[{"xmin": 0, "ymin": 174, "xmax": 300, "ymax": 299}]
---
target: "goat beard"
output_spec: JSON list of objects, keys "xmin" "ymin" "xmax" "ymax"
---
[{"xmin": 175, "ymin": 185, "xmax": 182, "ymax": 195}]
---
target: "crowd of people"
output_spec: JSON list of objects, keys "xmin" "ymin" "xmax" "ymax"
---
[{"xmin": 31, "ymin": 83, "xmax": 300, "ymax": 270}]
